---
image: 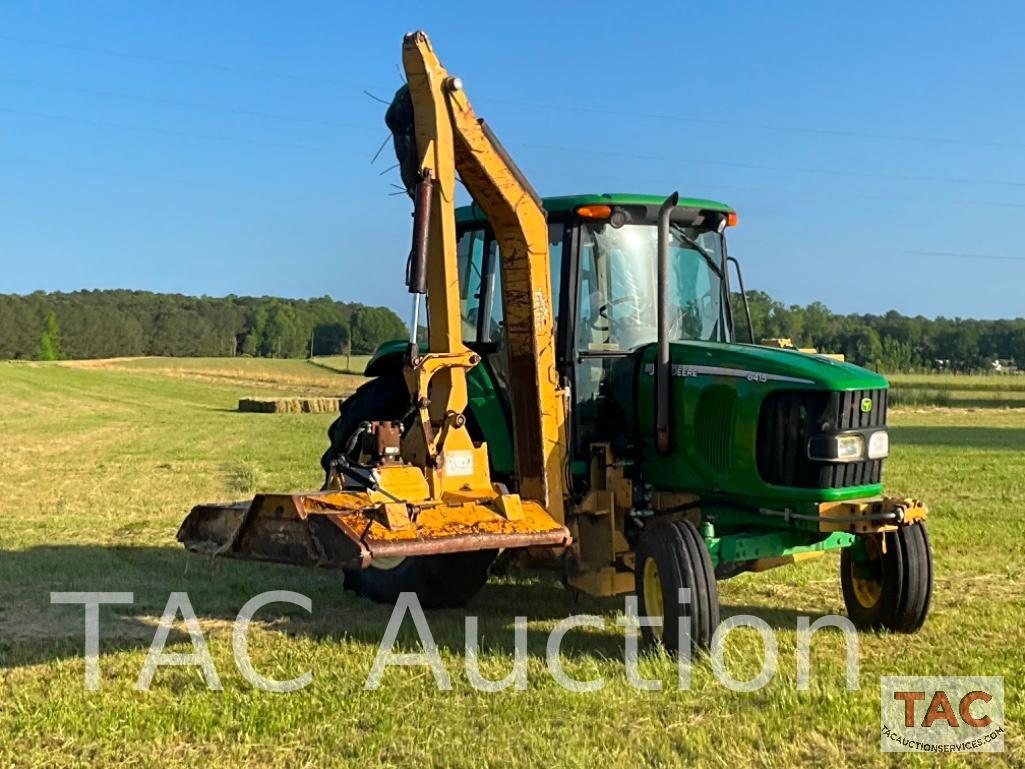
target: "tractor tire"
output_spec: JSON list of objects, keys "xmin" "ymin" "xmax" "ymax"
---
[
  {"xmin": 344, "ymin": 549, "xmax": 497, "ymax": 609},
  {"xmin": 321, "ymin": 375, "xmax": 497, "ymax": 609},
  {"xmin": 321, "ymin": 375, "xmax": 409, "ymax": 477},
  {"xmin": 635, "ymin": 519, "xmax": 720, "ymax": 652},
  {"xmin": 841, "ymin": 523, "xmax": 933, "ymax": 632}
]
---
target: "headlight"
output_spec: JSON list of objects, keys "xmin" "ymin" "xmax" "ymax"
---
[
  {"xmin": 808, "ymin": 431, "xmax": 888, "ymax": 462},
  {"xmin": 867, "ymin": 430, "xmax": 889, "ymax": 459},
  {"xmin": 835, "ymin": 434, "xmax": 865, "ymax": 461},
  {"xmin": 808, "ymin": 433, "xmax": 866, "ymax": 462}
]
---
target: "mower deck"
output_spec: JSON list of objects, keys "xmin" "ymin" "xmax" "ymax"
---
[{"xmin": 178, "ymin": 490, "xmax": 571, "ymax": 570}]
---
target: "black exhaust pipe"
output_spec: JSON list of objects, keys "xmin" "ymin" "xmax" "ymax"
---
[{"xmin": 656, "ymin": 191, "xmax": 679, "ymax": 455}]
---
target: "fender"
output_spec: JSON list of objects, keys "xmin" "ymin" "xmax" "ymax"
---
[{"xmin": 364, "ymin": 340, "xmax": 514, "ymax": 475}]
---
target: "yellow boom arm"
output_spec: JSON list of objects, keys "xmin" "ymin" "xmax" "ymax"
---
[
  {"xmin": 402, "ymin": 31, "xmax": 567, "ymax": 520},
  {"xmin": 178, "ymin": 31, "xmax": 571, "ymax": 575}
]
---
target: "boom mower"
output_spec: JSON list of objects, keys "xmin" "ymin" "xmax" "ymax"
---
[{"xmin": 179, "ymin": 31, "xmax": 933, "ymax": 648}]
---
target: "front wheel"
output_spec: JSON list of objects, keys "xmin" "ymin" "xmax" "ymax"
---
[
  {"xmin": 841, "ymin": 523, "xmax": 933, "ymax": 632},
  {"xmin": 635, "ymin": 519, "xmax": 720, "ymax": 652},
  {"xmin": 345, "ymin": 550, "xmax": 497, "ymax": 609}
]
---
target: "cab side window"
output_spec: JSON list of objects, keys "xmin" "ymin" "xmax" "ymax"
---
[
  {"xmin": 455, "ymin": 223, "xmax": 565, "ymax": 345},
  {"xmin": 455, "ymin": 228, "xmax": 486, "ymax": 342}
]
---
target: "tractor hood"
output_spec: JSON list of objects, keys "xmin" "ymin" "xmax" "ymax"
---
[
  {"xmin": 631, "ymin": 339, "xmax": 890, "ymax": 507},
  {"xmin": 656, "ymin": 340, "xmax": 889, "ymax": 392}
]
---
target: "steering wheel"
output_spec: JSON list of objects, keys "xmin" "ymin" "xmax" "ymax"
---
[
  {"xmin": 667, "ymin": 291, "xmax": 714, "ymax": 340},
  {"xmin": 594, "ymin": 295, "xmax": 645, "ymax": 327}
]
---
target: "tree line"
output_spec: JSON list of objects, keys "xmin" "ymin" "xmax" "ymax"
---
[
  {"xmin": 734, "ymin": 290, "xmax": 1024, "ymax": 372},
  {"xmin": 0, "ymin": 290, "xmax": 407, "ymax": 361},
  {"xmin": 3, "ymin": 288, "xmax": 1022, "ymax": 372}
]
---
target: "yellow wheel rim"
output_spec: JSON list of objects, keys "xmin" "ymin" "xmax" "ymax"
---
[
  {"xmin": 642, "ymin": 557, "xmax": 664, "ymax": 640},
  {"xmin": 850, "ymin": 535, "xmax": 883, "ymax": 608},
  {"xmin": 851, "ymin": 572, "xmax": 883, "ymax": 608}
]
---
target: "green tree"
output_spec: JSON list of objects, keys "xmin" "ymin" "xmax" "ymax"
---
[
  {"xmin": 3, "ymin": 288, "xmax": 1018, "ymax": 372},
  {"xmin": 264, "ymin": 303, "xmax": 305, "ymax": 357},
  {"xmin": 877, "ymin": 337, "xmax": 915, "ymax": 371},
  {"xmin": 350, "ymin": 307, "xmax": 407, "ymax": 353},
  {"xmin": 312, "ymin": 322, "xmax": 350, "ymax": 356},
  {"xmin": 37, "ymin": 311, "xmax": 62, "ymax": 361},
  {"xmin": 840, "ymin": 327, "xmax": 882, "ymax": 368}
]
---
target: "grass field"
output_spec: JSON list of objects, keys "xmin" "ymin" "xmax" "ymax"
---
[
  {"xmin": 889, "ymin": 373, "xmax": 1025, "ymax": 409},
  {"xmin": 309, "ymin": 354, "xmax": 374, "ymax": 376},
  {"xmin": 888, "ymin": 374, "xmax": 1025, "ymax": 392},
  {"xmin": 1, "ymin": 359, "xmax": 1022, "ymax": 767}
]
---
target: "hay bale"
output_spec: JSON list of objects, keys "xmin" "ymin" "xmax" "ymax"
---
[
  {"xmin": 238, "ymin": 397, "xmax": 343, "ymax": 414},
  {"xmin": 238, "ymin": 398, "xmax": 276, "ymax": 413}
]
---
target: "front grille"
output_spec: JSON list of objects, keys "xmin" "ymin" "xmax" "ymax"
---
[
  {"xmin": 694, "ymin": 385, "xmax": 737, "ymax": 474},
  {"xmin": 756, "ymin": 389, "xmax": 887, "ymax": 489}
]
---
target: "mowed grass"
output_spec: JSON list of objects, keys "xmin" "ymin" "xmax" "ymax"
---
[
  {"xmin": 0, "ymin": 360, "xmax": 1022, "ymax": 768},
  {"xmin": 888, "ymin": 373, "xmax": 1025, "ymax": 392},
  {"xmin": 63, "ymin": 355, "xmax": 369, "ymax": 398},
  {"xmin": 889, "ymin": 373, "xmax": 1025, "ymax": 409},
  {"xmin": 309, "ymin": 353, "xmax": 374, "ymax": 375}
]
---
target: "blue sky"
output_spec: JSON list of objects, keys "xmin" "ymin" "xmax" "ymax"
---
[{"xmin": 2, "ymin": 1, "xmax": 1024, "ymax": 319}]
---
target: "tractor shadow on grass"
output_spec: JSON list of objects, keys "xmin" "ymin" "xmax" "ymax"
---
[
  {"xmin": 0, "ymin": 544, "xmax": 832, "ymax": 671},
  {"xmin": 891, "ymin": 424, "xmax": 1025, "ymax": 450},
  {"xmin": 719, "ymin": 604, "xmax": 834, "ymax": 629},
  {"xmin": 0, "ymin": 543, "xmax": 332, "ymax": 669}
]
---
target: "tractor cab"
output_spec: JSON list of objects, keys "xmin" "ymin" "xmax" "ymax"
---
[{"xmin": 455, "ymin": 193, "xmax": 739, "ymax": 467}]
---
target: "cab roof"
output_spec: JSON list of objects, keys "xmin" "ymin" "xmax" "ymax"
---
[{"xmin": 456, "ymin": 192, "xmax": 734, "ymax": 224}]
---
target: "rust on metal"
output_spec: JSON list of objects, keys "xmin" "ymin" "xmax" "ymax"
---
[
  {"xmin": 818, "ymin": 495, "xmax": 928, "ymax": 534},
  {"xmin": 178, "ymin": 489, "xmax": 570, "ymax": 571},
  {"xmin": 365, "ymin": 420, "xmax": 403, "ymax": 464}
]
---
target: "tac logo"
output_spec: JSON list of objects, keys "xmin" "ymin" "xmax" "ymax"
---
[
  {"xmin": 860, "ymin": 397, "xmax": 873, "ymax": 413},
  {"xmin": 880, "ymin": 676, "xmax": 1004, "ymax": 753}
]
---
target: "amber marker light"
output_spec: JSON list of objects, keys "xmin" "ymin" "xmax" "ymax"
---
[{"xmin": 576, "ymin": 205, "xmax": 612, "ymax": 219}]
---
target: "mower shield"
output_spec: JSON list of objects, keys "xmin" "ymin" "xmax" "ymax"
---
[{"xmin": 177, "ymin": 488, "xmax": 571, "ymax": 570}]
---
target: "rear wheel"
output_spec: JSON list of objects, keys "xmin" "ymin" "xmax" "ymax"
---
[
  {"xmin": 322, "ymin": 375, "xmax": 497, "ymax": 609},
  {"xmin": 635, "ymin": 519, "xmax": 720, "ymax": 652},
  {"xmin": 841, "ymin": 523, "xmax": 933, "ymax": 632}
]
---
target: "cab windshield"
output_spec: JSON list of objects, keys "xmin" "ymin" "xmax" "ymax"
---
[{"xmin": 576, "ymin": 222, "xmax": 728, "ymax": 354}]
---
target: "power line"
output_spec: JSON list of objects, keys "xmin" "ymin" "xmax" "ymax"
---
[
  {"xmin": 0, "ymin": 33, "xmax": 390, "ymax": 91},
  {"xmin": 535, "ymin": 166, "xmax": 1025, "ymax": 211},
  {"xmin": 4, "ymin": 33, "xmax": 1025, "ymax": 198},
  {"xmin": 7, "ymin": 103, "xmax": 1025, "ymax": 213},
  {"xmin": 6, "ymin": 116, "xmax": 1025, "ymax": 217},
  {"xmin": 516, "ymin": 142, "xmax": 1025, "ymax": 189},
  {"xmin": 0, "ymin": 74, "xmax": 378, "ymax": 131},
  {"xmin": 0, "ymin": 149, "xmax": 316, "ymax": 200},
  {"xmin": 725, "ymin": 239, "xmax": 1025, "ymax": 265},
  {"xmin": 904, "ymin": 249, "xmax": 1025, "ymax": 262},
  {"xmin": 2, "ymin": 151, "xmax": 1023, "ymax": 273},
  {"xmin": 5, "ymin": 31, "xmax": 1023, "ymax": 153},
  {"xmin": 480, "ymin": 96, "xmax": 1025, "ymax": 152},
  {"xmin": 6, "ymin": 99, "xmax": 1024, "ymax": 194},
  {"xmin": 0, "ymin": 106, "xmax": 368, "ymax": 156},
  {"xmin": 0, "ymin": 144, "xmax": 417, "ymax": 213}
]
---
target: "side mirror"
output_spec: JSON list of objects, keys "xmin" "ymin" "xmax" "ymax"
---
[{"xmin": 727, "ymin": 255, "xmax": 755, "ymax": 344}]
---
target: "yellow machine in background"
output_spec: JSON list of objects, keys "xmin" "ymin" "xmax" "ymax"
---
[{"xmin": 760, "ymin": 337, "xmax": 845, "ymax": 361}]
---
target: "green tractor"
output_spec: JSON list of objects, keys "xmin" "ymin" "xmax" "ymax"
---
[
  {"xmin": 321, "ymin": 192, "xmax": 933, "ymax": 648},
  {"xmin": 181, "ymin": 34, "xmax": 931, "ymax": 650}
]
